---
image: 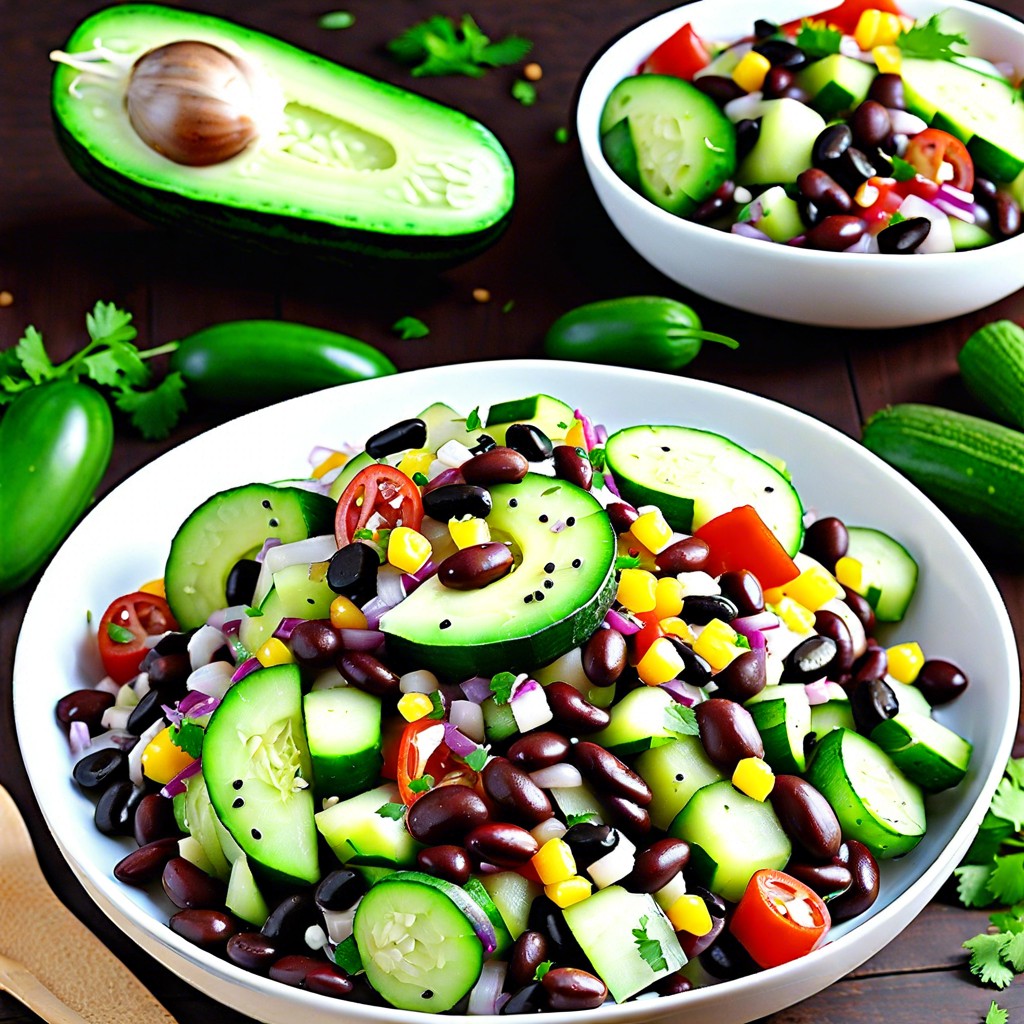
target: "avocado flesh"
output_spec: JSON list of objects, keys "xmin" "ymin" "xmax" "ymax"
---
[{"xmin": 52, "ymin": 5, "xmax": 514, "ymax": 264}]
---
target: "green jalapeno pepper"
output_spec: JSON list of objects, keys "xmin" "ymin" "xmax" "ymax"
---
[
  {"xmin": 170, "ymin": 320, "xmax": 397, "ymax": 405},
  {"xmin": 0, "ymin": 381, "xmax": 113, "ymax": 594},
  {"xmin": 544, "ymin": 296, "xmax": 738, "ymax": 371}
]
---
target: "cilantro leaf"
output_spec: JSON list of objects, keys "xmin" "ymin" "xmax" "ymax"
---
[
  {"xmin": 989, "ymin": 904, "xmax": 1024, "ymax": 934},
  {"xmin": 985, "ymin": 1002, "xmax": 1008, "ymax": 1024},
  {"xmin": 113, "ymin": 371, "xmax": 187, "ymax": 440},
  {"xmin": 244, "ymin": 606, "xmax": 263, "ymax": 618},
  {"xmin": 318, "ymin": 11, "xmax": 354, "ymax": 29},
  {"xmin": 566, "ymin": 812, "xmax": 596, "ymax": 826},
  {"xmin": 533, "ymin": 961, "xmax": 553, "ymax": 982},
  {"xmin": 478, "ymin": 32, "xmax": 533, "ymax": 67},
  {"xmin": 991, "ymin": 776, "xmax": 1024, "ymax": 831},
  {"xmin": 353, "ymin": 528, "xmax": 375, "ymax": 540},
  {"xmin": 615, "ymin": 554, "xmax": 642, "ymax": 571},
  {"xmin": 466, "ymin": 406, "xmax": 482, "ymax": 431},
  {"xmin": 795, "ymin": 20, "xmax": 842, "ymax": 58},
  {"xmin": 489, "ymin": 671, "xmax": 517, "ymax": 705},
  {"xmin": 388, "ymin": 14, "xmax": 531, "ymax": 78},
  {"xmin": 84, "ymin": 340, "xmax": 149, "ymax": 389},
  {"xmin": 956, "ymin": 864, "xmax": 997, "ymax": 908},
  {"xmin": 427, "ymin": 691, "xmax": 445, "ymax": 720},
  {"xmin": 333, "ymin": 934, "xmax": 363, "ymax": 974},
  {"xmin": 1000, "ymin": 930, "xmax": 1024, "ymax": 972},
  {"xmin": 587, "ymin": 446, "xmax": 607, "ymax": 472},
  {"xmin": 664, "ymin": 703, "xmax": 699, "ymax": 738},
  {"xmin": 512, "ymin": 80, "xmax": 537, "ymax": 106},
  {"xmin": 988, "ymin": 853, "xmax": 1024, "ymax": 905},
  {"xmin": 632, "ymin": 915, "xmax": 667, "ymax": 973},
  {"xmin": 897, "ymin": 14, "xmax": 967, "ymax": 60},
  {"xmin": 464, "ymin": 746, "xmax": 489, "ymax": 772},
  {"xmin": 106, "ymin": 622, "xmax": 136, "ymax": 644},
  {"xmin": 15, "ymin": 326, "xmax": 54, "ymax": 384},
  {"xmin": 408, "ymin": 774, "xmax": 435, "ymax": 794},
  {"xmin": 964, "ymin": 933, "xmax": 1016, "ymax": 988},
  {"xmin": 169, "ymin": 720, "xmax": 205, "ymax": 758},
  {"xmin": 376, "ymin": 802, "xmax": 407, "ymax": 820},
  {"xmin": 392, "ymin": 315, "xmax": 430, "ymax": 340},
  {"xmin": 86, "ymin": 301, "xmax": 137, "ymax": 346},
  {"xmin": 554, "ymin": 127, "xmax": 569, "ymax": 144},
  {"xmin": 890, "ymin": 155, "xmax": 918, "ymax": 182}
]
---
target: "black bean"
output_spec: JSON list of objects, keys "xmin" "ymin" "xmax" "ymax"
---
[
  {"xmin": 867, "ymin": 72, "xmax": 905, "ymax": 109},
  {"xmin": 134, "ymin": 792, "xmax": 181, "ymax": 845},
  {"xmin": 562, "ymin": 823, "xmax": 618, "ymax": 869},
  {"xmin": 326, "ymin": 543, "xmax": 379, "ymax": 603},
  {"xmin": 700, "ymin": 931, "xmax": 760, "ymax": 979},
  {"xmin": 753, "ymin": 38, "xmax": 808, "ymax": 69},
  {"xmin": 916, "ymin": 658, "xmax": 969, "ymax": 706},
  {"xmin": 95, "ymin": 779, "xmax": 144, "ymax": 836},
  {"xmin": 262, "ymin": 893, "xmax": 318, "ymax": 952},
  {"xmin": 814, "ymin": 610, "xmax": 855, "ymax": 675},
  {"xmin": 501, "ymin": 982, "xmax": 545, "ymax": 1014},
  {"xmin": 665, "ymin": 636, "xmax": 713, "ymax": 686},
  {"xmin": 829, "ymin": 148, "xmax": 877, "ymax": 193},
  {"xmin": 125, "ymin": 688, "xmax": 167, "ymax": 736},
  {"xmin": 113, "ymin": 837, "xmax": 180, "ymax": 886},
  {"xmin": 781, "ymin": 635, "xmax": 839, "ymax": 684},
  {"xmin": 850, "ymin": 677, "xmax": 899, "ymax": 734},
  {"xmin": 797, "ymin": 168, "xmax": 853, "ymax": 216},
  {"xmin": 527, "ymin": 895, "xmax": 587, "ymax": 964},
  {"xmin": 763, "ymin": 66, "xmax": 795, "ymax": 99},
  {"xmin": 56, "ymin": 689, "xmax": 115, "ymax": 735},
  {"xmin": 144, "ymin": 652, "xmax": 193, "ymax": 690},
  {"xmin": 225, "ymin": 558, "xmax": 261, "ymax": 606},
  {"xmin": 693, "ymin": 75, "xmax": 745, "ymax": 106},
  {"xmin": 735, "ymin": 118, "xmax": 762, "ymax": 161},
  {"xmin": 812, "ymin": 124, "xmax": 853, "ymax": 166},
  {"xmin": 315, "ymin": 869, "xmax": 365, "ymax": 911},
  {"xmin": 718, "ymin": 569, "xmax": 764, "ymax": 616},
  {"xmin": 678, "ymin": 886, "xmax": 726, "ymax": 959},
  {"xmin": 365, "ymin": 418, "xmax": 427, "ymax": 459},
  {"xmin": 682, "ymin": 594, "xmax": 738, "ymax": 625},
  {"xmin": 505, "ymin": 423, "xmax": 554, "ymax": 462},
  {"xmin": 850, "ymin": 99, "xmax": 892, "ymax": 149},
  {"xmin": 878, "ymin": 216, "xmax": 931, "ymax": 254},
  {"xmin": 422, "ymin": 484, "xmax": 492, "ymax": 522},
  {"xmin": 803, "ymin": 516, "xmax": 849, "ymax": 570},
  {"xmin": 469, "ymin": 433, "xmax": 498, "ymax": 455},
  {"xmin": 73, "ymin": 747, "xmax": 128, "ymax": 791}
]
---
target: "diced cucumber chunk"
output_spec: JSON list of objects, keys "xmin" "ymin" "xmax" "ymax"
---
[
  {"xmin": 484, "ymin": 393, "xmax": 574, "ymax": 444},
  {"xmin": 304, "ymin": 687, "xmax": 383, "ymax": 800},
  {"xmin": 550, "ymin": 781, "xmax": 607, "ymax": 825},
  {"xmin": 463, "ymin": 877, "xmax": 513, "ymax": 957},
  {"xmin": 799, "ymin": 54, "xmax": 877, "ymax": 117},
  {"xmin": 635, "ymin": 735, "xmax": 724, "ymax": 831},
  {"xmin": 870, "ymin": 711, "xmax": 972, "ymax": 792},
  {"xmin": 328, "ymin": 450, "xmax": 376, "ymax": 501},
  {"xmin": 478, "ymin": 871, "xmax": 541, "ymax": 940},
  {"xmin": 745, "ymin": 684, "xmax": 811, "ymax": 774},
  {"xmin": 226, "ymin": 854, "xmax": 270, "ymax": 927},
  {"xmin": 736, "ymin": 99, "xmax": 826, "ymax": 187},
  {"xmin": 887, "ymin": 677, "xmax": 933, "ymax": 719},
  {"xmin": 844, "ymin": 526, "xmax": 918, "ymax": 623},
  {"xmin": 315, "ymin": 782, "xmax": 420, "ymax": 867},
  {"xmin": 590, "ymin": 685, "xmax": 677, "ymax": 755},
  {"xmin": 238, "ymin": 562, "xmax": 335, "ymax": 654},
  {"xmin": 810, "ymin": 692, "xmax": 855, "ymax": 738}
]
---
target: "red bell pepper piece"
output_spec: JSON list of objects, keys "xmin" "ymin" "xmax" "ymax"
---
[
  {"xmin": 784, "ymin": 0, "xmax": 903, "ymax": 35},
  {"xmin": 694, "ymin": 505, "xmax": 799, "ymax": 589},
  {"xmin": 643, "ymin": 23, "xmax": 712, "ymax": 79},
  {"xmin": 729, "ymin": 869, "xmax": 831, "ymax": 968}
]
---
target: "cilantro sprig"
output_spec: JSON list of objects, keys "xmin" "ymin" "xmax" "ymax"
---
[
  {"xmin": 897, "ymin": 14, "xmax": 967, "ymax": 60},
  {"xmin": 956, "ymin": 756, "xmax": 1024, "ymax": 988},
  {"xmin": 0, "ymin": 301, "xmax": 185, "ymax": 439},
  {"xmin": 169, "ymin": 720, "xmax": 205, "ymax": 758},
  {"xmin": 388, "ymin": 14, "xmax": 532, "ymax": 78},
  {"xmin": 795, "ymin": 20, "xmax": 842, "ymax": 58},
  {"xmin": 632, "ymin": 915, "xmax": 667, "ymax": 972}
]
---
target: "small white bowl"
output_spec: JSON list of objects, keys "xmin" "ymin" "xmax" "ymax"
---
[{"xmin": 577, "ymin": 0, "xmax": 1024, "ymax": 328}]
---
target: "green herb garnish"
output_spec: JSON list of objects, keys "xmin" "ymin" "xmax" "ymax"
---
[
  {"xmin": 408, "ymin": 774, "xmax": 435, "ymax": 794},
  {"xmin": 376, "ymin": 802, "xmax": 407, "ymax": 820},
  {"xmin": 512, "ymin": 80, "xmax": 537, "ymax": 106},
  {"xmin": 318, "ymin": 11, "xmax": 354, "ymax": 29},
  {"xmin": 105, "ymin": 622, "xmax": 136, "ymax": 644},
  {"xmin": 664, "ymin": 703, "xmax": 700, "ymax": 738},
  {"xmin": 890, "ymin": 155, "xmax": 917, "ymax": 182},
  {"xmin": 169, "ymin": 721, "xmax": 205, "ymax": 758},
  {"xmin": 388, "ymin": 14, "xmax": 531, "ymax": 78},
  {"xmin": 243, "ymin": 606, "xmax": 263, "ymax": 618},
  {"xmin": 392, "ymin": 316, "xmax": 430, "ymax": 340},
  {"xmin": 897, "ymin": 14, "xmax": 967, "ymax": 59},
  {"xmin": 412, "ymin": 471, "xmax": 429, "ymax": 487},
  {"xmin": 427, "ymin": 691, "xmax": 445, "ymax": 720},
  {"xmin": 464, "ymin": 746, "xmax": 489, "ymax": 772},
  {"xmin": 466, "ymin": 406, "xmax": 482, "ymax": 431},
  {"xmin": 587, "ymin": 446, "xmax": 607, "ymax": 472},
  {"xmin": 554, "ymin": 127, "xmax": 569, "ymax": 144},
  {"xmin": 615, "ymin": 554, "xmax": 642, "ymax": 571},
  {"xmin": 632, "ymin": 915, "xmax": 667, "ymax": 972},
  {"xmin": 566, "ymin": 812, "xmax": 596, "ymax": 826},
  {"xmin": 489, "ymin": 670, "xmax": 518, "ymax": 705},
  {"xmin": 985, "ymin": 1002, "xmax": 1009, "ymax": 1024},
  {"xmin": 334, "ymin": 935, "xmax": 363, "ymax": 974},
  {"xmin": 795, "ymin": 20, "xmax": 842, "ymax": 57},
  {"xmin": 533, "ymin": 961, "xmax": 553, "ymax": 981}
]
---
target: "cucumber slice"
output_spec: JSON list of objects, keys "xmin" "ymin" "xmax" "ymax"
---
[
  {"xmin": 950, "ymin": 216, "xmax": 996, "ymax": 251},
  {"xmin": 183, "ymin": 773, "xmax": 235, "ymax": 881},
  {"xmin": 238, "ymin": 562, "xmax": 336, "ymax": 653},
  {"xmin": 562, "ymin": 886, "xmax": 686, "ymax": 1002},
  {"xmin": 844, "ymin": 527, "xmax": 919, "ymax": 623},
  {"xmin": 480, "ymin": 695, "xmax": 518, "ymax": 743},
  {"xmin": 418, "ymin": 401, "xmax": 483, "ymax": 451},
  {"xmin": 354, "ymin": 875, "xmax": 484, "ymax": 1011},
  {"xmin": 328, "ymin": 450, "xmax": 376, "ymax": 501},
  {"xmin": 165, "ymin": 484, "xmax": 335, "ymax": 629},
  {"xmin": 605, "ymin": 425, "xmax": 803, "ymax": 554},
  {"xmin": 669, "ymin": 779, "xmax": 791, "ymax": 902},
  {"xmin": 303, "ymin": 687, "xmax": 383, "ymax": 800},
  {"xmin": 887, "ymin": 677, "xmax": 933, "ymax": 719},
  {"xmin": 484, "ymin": 393, "xmax": 574, "ymax": 444},
  {"xmin": 807, "ymin": 728, "xmax": 926, "ymax": 859},
  {"xmin": 744, "ymin": 684, "xmax": 811, "ymax": 774},
  {"xmin": 478, "ymin": 871, "xmax": 541, "ymax": 941},
  {"xmin": 590, "ymin": 685, "xmax": 677, "ymax": 755},
  {"xmin": 635, "ymin": 735, "xmax": 724, "ymax": 831},
  {"xmin": 599, "ymin": 75, "xmax": 736, "ymax": 216},
  {"xmin": 225, "ymin": 854, "xmax": 270, "ymax": 927},
  {"xmin": 550, "ymin": 781, "xmax": 607, "ymax": 825},
  {"xmin": 315, "ymin": 782, "xmax": 420, "ymax": 867},
  {"xmin": 202, "ymin": 664, "xmax": 319, "ymax": 885},
  {"xmin": 870, "ymin": 711, "xmax": 972, "ymax": 792},
  {"xmin": 809, "ymin": 685, "xmax": 855, "ymax": 739},
  {"xmin": 798, "ymin": 54, "xmax": 877, "ymax": 118}
]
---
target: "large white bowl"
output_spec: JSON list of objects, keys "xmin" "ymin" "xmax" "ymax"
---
[
  {"xmin": 14, "ymin": 361, "xmax": 1020, "ymax": 1024},
  {"xmin": 577, "ymin": 0, "xmax": 1024, "ymax": 328}
]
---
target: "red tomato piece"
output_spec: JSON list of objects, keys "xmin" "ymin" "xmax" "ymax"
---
[
  {"xmin": 643, "ymin": 23, "xmax": 712, "ymax": 80},
  {"xmin": 790, "ymin": 0, "xmax": 904, "ymax": 34},
  {"xmin": 98, "ymin": 592, "xmax": 178, "ymax": 684},
  {"xmin": 858, "ymin": 176, "xmax": 904, "ymax": 233},
  {"xmin": 904, "ymin": 128, "xmax": 974, "ymax": 191},
  {"xmin": 631, "ymin": 610, "xmax": 665, "ymax": 664},
  {"xmin": 334, "ymin": 465, "xmax": 424, "ymax": 547},
  {"xmin": 729, "ymin": 869, "xmax": 831, "ymax": 968},
  {"xmin": 396, "ymin": 719, "xmax": 454, "ymax": 805},
  {"xmin": 694, "ymin": 506, "xmax": 799, "ymax": 589}
]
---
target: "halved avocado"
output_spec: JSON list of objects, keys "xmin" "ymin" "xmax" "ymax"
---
[
  {"xmin": 380, "ymin": 473, "xmax": 617, "ymax": 677},
  {"xmin": 51, "ymin": 5, "xmax": 514, "ymax": 268}
]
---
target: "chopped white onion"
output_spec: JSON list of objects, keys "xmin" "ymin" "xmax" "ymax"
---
[
  {"xmin": 100, "ymin": 705, "xmax": 134, "ymax": 732},
  {"xmin": 252, "ymin": 534, "xmax": 338, "ymax": 607},
  {"xmin": 188, "ymin": 624, "xmax": 227, "ymax": 670},
  {"xmin": 509, "ymin": 683, "xmax": 552, "ymax": 733},
  {"xmin": 530, "ymin": 764, "xmax": 583, "ymax": 789},
  {"xmin": 186, "ymin": 660, "xmax": 235, "ymax": 699},
  {"xmin": 449, "ymin": 700, "xmax": 485, "ymax": 743},
  {"xmin": 676, "ymin": 571, "xmax": 721, "ymax": 597},
  {"xmin": 376, "ymin": 565, "xmax": 407, "ymax": 606},
  {"xmin": 322, "ymin": 903, "xmax": 359, "ymax": 944},
  {"xmin": 723, "ymin": 90, "xmax": 765, "ymax": 124},
  {"xmin": 304, "ymin": 925, "xmax": 329, "ymax": 951},
  {"xmin": 128, "ymin": 718, "xmax": 165, "ymax": 786},
  {"xmin": 895, "ymin": 194, "xmax": 954, "ymax": 253},
  {"xmin": 436, "ymin": 439, "xmax": 474, "ymax": 468},
  {"xmin": 132, "ymin": 672, "xmax": 151, "ymax": 699},
  {"xmin": 588, "ymin": 833, "xmax": 636, "ymax": 889},
  {"xmin": 531, "ymin": 817, "xmax": 567, "ymax": 844},
  {"xmin": 654, "ymin": 871, "xmax": 688, "ymax": 912},
  {"xmin": 400, "ymin": 670, "xmax": 440, "ymax": 694},
  {"xmin": 94, "ymin": 676, "xmax": 120, "ymax": 696}
]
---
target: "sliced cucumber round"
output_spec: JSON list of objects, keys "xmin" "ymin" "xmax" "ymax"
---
[
  {"xmin": 844, "ymin": 526, "xmax": 919, "ymax": 623},
  {"xmin": 354, "ymin": 874, "xmax": 485, "ymax": 1011},
  {"xmin": 635, "ymin": 735, "xmax": 724, "ymax": 831},
  {"xmin": 605, "ymin": 425, "xmax": 804, "ymax": 554},
  {"xmin": 744, "ymin": 684, "xmax": 811, "ymax": 774},
  {"xmin": 807, "ymin": 727, "xmax": 926, "ymax": 859},
  {"xmin": 870, "ymin": 711, "xmax": 972, "ymax": 793}
]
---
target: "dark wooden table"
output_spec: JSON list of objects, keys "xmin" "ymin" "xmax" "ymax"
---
[{"xmin": 2, "ymin": 0, "xmax": 1023, "ymax": 1020}]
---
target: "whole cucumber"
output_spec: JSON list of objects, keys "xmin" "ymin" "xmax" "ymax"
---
[
  {"xmin": 170, "ymin": 320, "xmax": 397, "ymax": 405},
  {"xmin": 861, "ymin": 403, "xmax": 1024, "ymax": 548},
  {"xmin": 957, "ymin": 319, "xmax": 1024, "ymax": 430},
  {"xmin": 0, "ymin": 381, "xmax": 113, "ymax": 593},
  {"xmin": 544, "ymin": 296, "xmax": 738, "ymax": 372}
]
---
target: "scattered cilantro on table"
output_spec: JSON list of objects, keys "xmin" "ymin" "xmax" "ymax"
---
[
  {"xmin": 897, "ymin": 14, "xmax": 967, "ymax": 59},
  {"xmin": 318, "ymin": 11, "xmax": 354, "ymax": 29},
  {"xmin": 387, "ymin": 14, "xmax": 531, "ymax": 78},
  {"xmin": 0, "ymin": 301, "xmax": 185, "ymax": 438},
  {"xmin": 512, "ymin": 79, "xmax": 537, "ymax": 106},
  {"xmin": 985, "ymin": 1001, "xmax": 1008, "ymax": 1024},
  {"xmin": 956, "ymin": 756, "xmax": 1024, "ymax": 988},
  {"xmin": 392, "ymin": 315, "xmax": 430, "ymax": 340}
]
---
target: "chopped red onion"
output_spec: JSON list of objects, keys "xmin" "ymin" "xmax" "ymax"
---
[
  {"xmin": 732, "ymin": 222, "xmax": 772, "ymax": 241},
  {"xmin": 422, "ymin": 466, "xmax": 465, "ymax": 494},
  {"xmin": 339, "ymin": 628, "xmax": 385, "ymax": 652},
  {"xmin": 734, "ymin": 611, "xmax": 779, "ymax": 633},
  {"xmin": 231, "ymin": 657, "xmax": 262, "ymax": 683},
  {"xmin": 184, "ymin": 694, "xmax": 221, "ymax": 719},
  {"xmin": 160, "ymin": 757, "xmax": 203, "ymax": 798},
  {"xmin": 661, "ymin": 678, "xmax": 706, "ymax": 707},
  {"xmin": 732, "ymin": 623, "xmax": 766, "ymax": 652},
  {"xmin": 530, "ymin": 764, "xmax": 583, "ymax": 789},
  {"xmin": 460, "ymin": 675, "xmax": 493, "ymax": 704},
  {"xmin": 595, "ymin": 423, "xmax": 609, "ymax": 445},
  {"xmin": 443, "ymin": 722, "xmax": 480, "ymax": 758},
  {"xmin": 162, "ymin": 702, "xmax": 183, "ymax": 727},
  {"xmin": 255, "ymin": 537, "xmax": 282, "ymax": 563},
  {"xmin": 468, "ymin": 961, "xmax": 508, "ymax": 1016},
  {"xmin": 573, "ymin": 408, "xmax": 598, "ymax": 450},
  {"xmin": 804, "ymin": 680, "xmax": 833, "ymax": 706},
  {"xmin": 69, "ymin": 721, "xmax": 91, "ymax": 756},
  {"xmin": 222, "ymin": 619, "xmax": 242, "ymax": 637},
  {"xmin": 603, "ymin": 471, "xmax": 621, "ymax": 497},
  {"xmin": 360, "ymin": 596, "xmax": 393, "ymax": 630},
  {"xmin": 188, "ymin": 660, "xmax": 235, "ymax": 698},
  {"xmin": 603, "ymin": 608, "xmax": 641, "ymax": 636},
  {"xmin": 273, "ymin": 617, "xmax": 306, "ymax": 641},
  {"xmin": 175, "ymin": 689, "xmax": 216, "ymax": 718},
  {"xmin": 933, "ymin": 198, "xmax": 976, "ymax": 223},
  {"xmin": 723, "ymin": 87, "xmax": 763, "ymax": 122}
]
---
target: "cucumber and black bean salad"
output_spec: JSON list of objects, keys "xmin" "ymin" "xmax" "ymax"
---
[
  {"xmin": 600, "ymin": 1, "xmax": 1024, "ymax": 253},
  {"xmin": 58, "ymin": 393, "xmax": 974, "ymax": 1012}
]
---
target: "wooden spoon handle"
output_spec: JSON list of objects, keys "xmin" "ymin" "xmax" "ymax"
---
[{"xmin": 0, "ymin": 951, "xmax": 92, "ymax": 1024}]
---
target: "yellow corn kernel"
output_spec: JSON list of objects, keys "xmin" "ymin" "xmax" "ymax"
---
[
  {"xmin": 834, "ymin": 556, "xmax": 863, "ymax": 591},
  {"xmin": 631, "ymin": 509, "xmax": 674, "ymax": 555},
  {"xmin": 637, "ymin": 636, "xmax": 686, "ymax": 686},
  {"xmin": 312, "ymin": 451, "xmax": 348, "ymax": 480},
  {"xmin": 667, "ymin": 893, "xmax": 714, "ymax": 936},
  {"xmin": 783, "ymin": 565, "xmax": 844, "ymax": 612},
  {"xmin": 564, "ymin": 421, "xmax": 586, "ymax": 449},
  {"xmin": 654, "ymin": 576, "xmax": 685, "ymax": 620},
  {"xmin": 545, "ymin": 875, "xmax": 592, "ymax": 909},
  {"xmin": 732, "ymin": 756, "xmax": 775, "ymax": 802},
  {"xmin": 763, "ymin": 586, "xmax": 786, "ymax": 606},
  {"xmin": 138, "ymin": 577, "xmax": 165, "ymax": 597},
  {"xmin": 876, "ymin": 11, "xmax": 903, "ymax": 44},
  {"xmin": 732, "ymin": 50, "xmax": 772, "ymax": 92},
  {"xmin": 141, "ymin": 725, "xmax": 196, "ymax": 785},
  {"xmin": 532, "ymin": 838, "xmax": 578, "ymax": 885},
  {"xmin": 872, "ymin": 44, "xmax": 902, "ymax": 74},
  {"xmin": 257, "ymin": 637, "xmax": 295, "ymax": 667},
  {"xmin": 774, "ymin": 596, "xmax": 817, "ymax": 634},
  {"xmin": 617, "ymin": 568, "xmax": 658, "ymax": 613},
  {"xmin": 387, "ymin": 526, "xmax": 432, "ymax": 574},
  {"xmin": 397, "ymin": 449, "xmax": 434, "ymax": 479},
  {"xmin": 855, "ymin": 9, "xmax": 900, "ymax": 48},
  {"xmin": 692, "ymin": 618, "xmax": 743, "ymax": 671},
  {"xmin": 660, "ymin": 617, "xmax": 696, "ymax": 644},
  {"xmin": 887, "ymin": 641, "xmax": 925, "ymax": 683},
  {"xmin": 449, "ymin": 515, "xmax": 491, "ymax": 549},
  {"xmin": 330, "ymin": 595, "xmax": 368, "ymax": 630},
  {"xmin": 397, "ymin": 692, "xmax": 435, "ymax": 722}
]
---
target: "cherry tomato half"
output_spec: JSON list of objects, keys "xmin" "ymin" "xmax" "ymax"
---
[
  {"xmin": 396, "ymin": 718, "xmax": 455, "ymax": 805},
  {"xmin": 904, "ymin": 128, "xmax": 974, "ymax": 191},
  {"xmin": 98, "ymin": 591, "xmax": 178, "ymax": 684},
  {"xmin": 334, "ymin": 465, "xmax": 424, "ymax": 547},
  {"xmin": 643, "ymin": 23, "xmax": 711, "ymax": 79}
]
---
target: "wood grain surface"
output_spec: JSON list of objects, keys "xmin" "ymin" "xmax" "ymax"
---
[{"xmin": 2, "ymin": 0, "xmax": 1023, "ymax": 1021}]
